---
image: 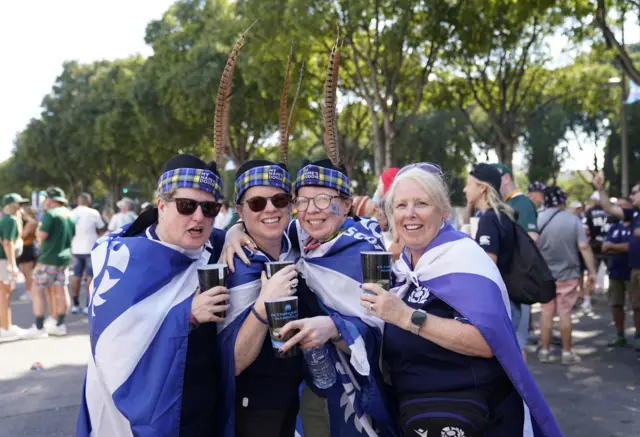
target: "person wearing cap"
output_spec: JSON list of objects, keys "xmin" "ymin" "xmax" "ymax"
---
[
  {"xmin": 0, "ymin": 193, "xmax": 29, "ymax": 339},
  {"xmin": 464, "ymin": 164, "xmax": 523, "ymax": 335},
  {"xmin": 361, "ymin": 163, "xmax": 562, "ymax": 437},
  {"xmin": 76, "ymin": 154, "xmax": 230, "ymax": 437},
  {"xmin": 22, "ymin": 188, "xmax": 75, "ymax": 339},
  {"xmin": 527, "ymin": 181, "xmax": 547, "ymax": 210},
  {"xmin": 108, "ymin": 197, "xmax": 137, "ymax": 232},
  {"xmin": 593, "ymin": 174, "xmax": 640, "ymax": 358},
  {"xmin": 217, "ymin": 159, "xmax": 301, "ymax": 437},
  {"xmin": 373, "ymin": 167, "xmax": 400, "ymax": 204},
  {"xmin": 536, "ymin": 186, "xmax": 596, "ymax": 365},
  {"xmin": 491, "ymin": 163, "xmax": 539, "ymax": 357}
]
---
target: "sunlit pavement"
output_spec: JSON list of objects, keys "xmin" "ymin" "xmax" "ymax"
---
[{"xmin": 0, "ymin": 284, "xmax": 638, "ymax": 437}]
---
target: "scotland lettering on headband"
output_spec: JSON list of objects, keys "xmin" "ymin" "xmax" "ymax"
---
[
  {"xmin": 158, "ymin": 167, "xmax": 223, "ymax": 199},
  {"xmin": 234, "ymin": 165, "xmax": 291, "ymax": 203},
  {"xmin": 295, "ymin": 164, "xmax": 352, "ymax": 198}
]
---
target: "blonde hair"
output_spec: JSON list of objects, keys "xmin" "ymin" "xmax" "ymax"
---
[
  {"xmin": 2, "ymin": 203, "xmax": 23, "ymax": 240},
  {"xmin": 475, "ymin": 178, "xmax": 516, "ymax": 222},
  {"xmin": 384, "ymin": 168, "xmax": 452, "ymax": 229}
]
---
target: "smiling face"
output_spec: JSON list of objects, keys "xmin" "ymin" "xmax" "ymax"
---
[
  {"xmin": 296, "ymin": 186, "xmax": 352, "ymax": 241},
  {"xmin": 156, "ymin": 187, "xmax": 216, "ymax": 250},
  {"xmin": 237, "ymin": 185, "xmax": 291, "ymax": 249},
  {"xmin": 392, "ymin": 178, "xmax": 446, "ymax": 256}
]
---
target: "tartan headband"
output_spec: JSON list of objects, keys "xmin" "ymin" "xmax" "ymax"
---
[
  {"xmin": 157, "ymin": 168, "xmax": 223, "ymax": 199},
  {"xmin": 294, "ymin": 164, "xmax": 352, "ymax": 198},
  {"xmin": 234, "ymin": 165, "xmax": 291, "ymax": 204}
]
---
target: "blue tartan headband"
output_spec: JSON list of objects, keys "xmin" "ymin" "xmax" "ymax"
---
[
  {"xmin": 234, "ymin": 165, "xmax": 291, "ymax": 203},
  {"xmin": 157, "ymin": 168, "xmax": 223, "ymax": 199},
  {"xmin": 294, "ymin": 164, "xmax": 352, "ymax": 198}
]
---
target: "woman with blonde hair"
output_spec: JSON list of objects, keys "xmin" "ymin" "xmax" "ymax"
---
[
  {"xmin": 360, "ymin": 163, "xmax": 561, "ymax": 436},
  {"xmin": 0, "ymin": 193, "xmax": 28, "ymax": 339},
  {"xmin": 464, "ymin": 163, "xmax": 522, "ymax": 336}
]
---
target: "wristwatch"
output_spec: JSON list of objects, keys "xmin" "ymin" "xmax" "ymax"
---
[{"xmin": 410, "ymin": 310, "xmax": 428, "ymax": 335}]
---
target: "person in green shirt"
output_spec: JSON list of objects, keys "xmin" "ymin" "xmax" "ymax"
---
[
  {"xmin": 24, "ymin": 187, "xmax": 75, "ymax": 339},
  {"xmin": 0, "ymin": 193, "xmax": 28, "ymax": 339}
]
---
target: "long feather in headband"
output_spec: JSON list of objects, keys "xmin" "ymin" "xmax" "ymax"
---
[
  {"xmin": 213, "ymin": 22, "xmax": 255, "ymax": 170},
  {"xmin": 323, "ymin": 32, "xmax": 341, "ymax": 168},
  {"xmin": 279, "ymin": 43, "xmax": 304, "ymax": 168}
]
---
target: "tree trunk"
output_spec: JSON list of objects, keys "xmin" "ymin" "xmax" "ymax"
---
[
  {"xmin": 384, "ymin": 132, "xmax": 396, "ymax": 169},
  {"xmin": 496, "ymin": 140, "xmax": 515, "ymax": 169},
  {"xmin": 367, "ymin": 109, "xmax": 384, "ymax": 177}
]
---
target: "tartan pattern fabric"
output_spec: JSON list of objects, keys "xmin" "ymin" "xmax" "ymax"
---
[
  {"xmin": 234, "ymin": 165, "xmax": 291, "ymax": 203},
  {"xmin": 295, "ymin": 164, "xmax": 352, "ymax": 197},
  {"xmin": 157, "ymin": 168, "xmax": 223, "ymax": 199}
]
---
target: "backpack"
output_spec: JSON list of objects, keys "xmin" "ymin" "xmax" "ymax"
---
[{"xmin": 502, "ymin": 213, "xmax": 557, "ymax": 305}]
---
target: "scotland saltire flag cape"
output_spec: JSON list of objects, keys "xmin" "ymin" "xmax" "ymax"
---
[
  {"xmin": 217, "ymin": 233, "xmax": 297, "ymax": 437},
  {"xmin": 293, "ymin": 217, "xmax": 398, "ymax": 437},
  {"xmin": 76, "ymin": 224, "xmax": 211, "ymax": 437},
  {"xmin": 392, "ymin": 224, "xmax": 563, "ymax": 437}
]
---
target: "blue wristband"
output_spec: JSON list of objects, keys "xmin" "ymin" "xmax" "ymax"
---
[{"xmin": 251, "ymin": 305, "xmax": 268, "ymax": 325}]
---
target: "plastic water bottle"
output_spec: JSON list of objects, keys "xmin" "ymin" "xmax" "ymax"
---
[{"xmin": 303, "ymin": 345, "xmax": 337, "ymax": 389}]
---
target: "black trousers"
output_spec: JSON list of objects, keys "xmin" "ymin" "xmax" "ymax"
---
[{"xmin": 235, "ymin": 403, "xmax": 299, "ymax": 437}]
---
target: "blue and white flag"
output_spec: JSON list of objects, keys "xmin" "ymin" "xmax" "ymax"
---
[
  {"xmin": 76, "ymin": 225, "xmax": 210, "ymax": 437},
  {"xmin": 217, "ymin": 234, "xmax": 297, "ymax": 437},
  {"xmin": 294, "ymin": 217, "xmax": 398, "ymax": 437},
  {"xmin": 393, "ymin": 224, "xmax": 562, "ymax": 437}
]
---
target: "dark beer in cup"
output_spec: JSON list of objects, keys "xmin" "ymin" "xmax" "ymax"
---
[
  {"xmin": 264, "ymin": 296, "xmax": 299, "ymax": 358},
  {"xmin": 197, "ymin": 263, "xmax": 228, "ymax": 318},
  {"xmin": 361, "ymin": 251, "xmax": 392, "ymax": 294},
  {"xmin": 265, "ymin": 261, "xmax": 295, "ymax": 278}
]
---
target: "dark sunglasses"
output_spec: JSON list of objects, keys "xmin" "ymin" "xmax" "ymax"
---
[
  {"xmin": 170, "ymin": 198, "xmax": 222, "ymax": 218},
  {"xmin": 243, "ymin": 193, "xmax": 292, "ymax": 212}
]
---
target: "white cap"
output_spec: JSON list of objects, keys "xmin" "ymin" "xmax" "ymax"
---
[
  {"xmin": 569, "ymin": 201, "xmax": 582, "ymax": 209},
  {"xmin": 590, "ymin": 191, "xmax": 600, "ymax": 201}
]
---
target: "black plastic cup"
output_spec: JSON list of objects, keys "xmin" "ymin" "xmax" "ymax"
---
[
  {"xmin": 361, "ymin": 251, "xmax": 392, "ymax": 294},
  {"xmin": 265, "ymin": 261, "xmax": 295, "ymax": 278},
  {"xmin": 197, "ymin": 263, "xmax": 228, "ymax": 318},
  {"xmin": 264, "ymin": 296, "xmax": 299, "ymax": 358}
]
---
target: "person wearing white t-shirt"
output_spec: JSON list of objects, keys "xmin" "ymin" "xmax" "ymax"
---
[
  {"xmin": 70, "ymin": 193, "xmax": 105, "ymax": 314},
  {"xmin": 108, "ymin": 197, "xmax": 137, "ymax": 232}
]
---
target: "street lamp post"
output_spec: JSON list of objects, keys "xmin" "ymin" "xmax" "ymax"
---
[{"xmin": 609, "ymin": 76, "xmax": 630, "ymax": 197}]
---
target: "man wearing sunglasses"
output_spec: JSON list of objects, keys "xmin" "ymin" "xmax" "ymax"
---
[{"xmin": 78, "ymin": 154, "xmax": 230, "ymax": 437}]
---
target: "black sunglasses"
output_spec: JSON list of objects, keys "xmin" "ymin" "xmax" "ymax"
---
[
  {"xmin": 243, "ymin": 193, "xmax": 292, "ymax": 212},
  {"xmin": 170, "ymin": 198, "xmax": 222, "ymax": 218}
]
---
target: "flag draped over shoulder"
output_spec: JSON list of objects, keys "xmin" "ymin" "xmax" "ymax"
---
[
  {"xmin": 294, "ymin": 217, "xmax": 398, "ymax": 437},
  {"xmin": 217, "ymin": 234, "xmax": 296, "ymax": 437},
  {"xmin": 393, "ymin": 224, "xmax": 563, "ymax": 437},
  {"xmin": 76, "ymin": 225, "xmax": 209, "ymax": 437}
]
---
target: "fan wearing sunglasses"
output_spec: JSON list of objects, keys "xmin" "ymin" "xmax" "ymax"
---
[
  {"xmin": 78, "ymin": 153, "xmax": 231, "ymax": 437},
  {"xmin": 221, "ymin": 35, "xmax": 397, "ymax": 436},
  {"xmin": 217, "ymin": 159, "xmax": 302, "ymax": 437}
]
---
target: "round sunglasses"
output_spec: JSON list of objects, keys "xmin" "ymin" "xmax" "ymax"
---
[
  {"xmin": 293, "ymin": 194, "xmax": 341, "ymax": 212},
  {"xmin": 170, "ymin": 198, "xmax": 222, "ymax": 218},
  {"xmin": 242, "ymin": 193, "xmax": 292, "ymax": 212}
]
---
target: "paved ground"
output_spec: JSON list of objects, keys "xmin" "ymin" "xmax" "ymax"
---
[{"xmin": 0, "ymin": 283, "xmax": 638, "ymax": 437}]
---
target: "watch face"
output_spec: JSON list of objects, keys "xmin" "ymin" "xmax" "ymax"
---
[{"xmin": 411, "ymin": 310, "xmax": 427, "ymax": 326}]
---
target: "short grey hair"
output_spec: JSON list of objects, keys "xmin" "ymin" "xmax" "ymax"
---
[{"xmin": 384, "ymin": 168, "xmax": 452, "ymax": 226}]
